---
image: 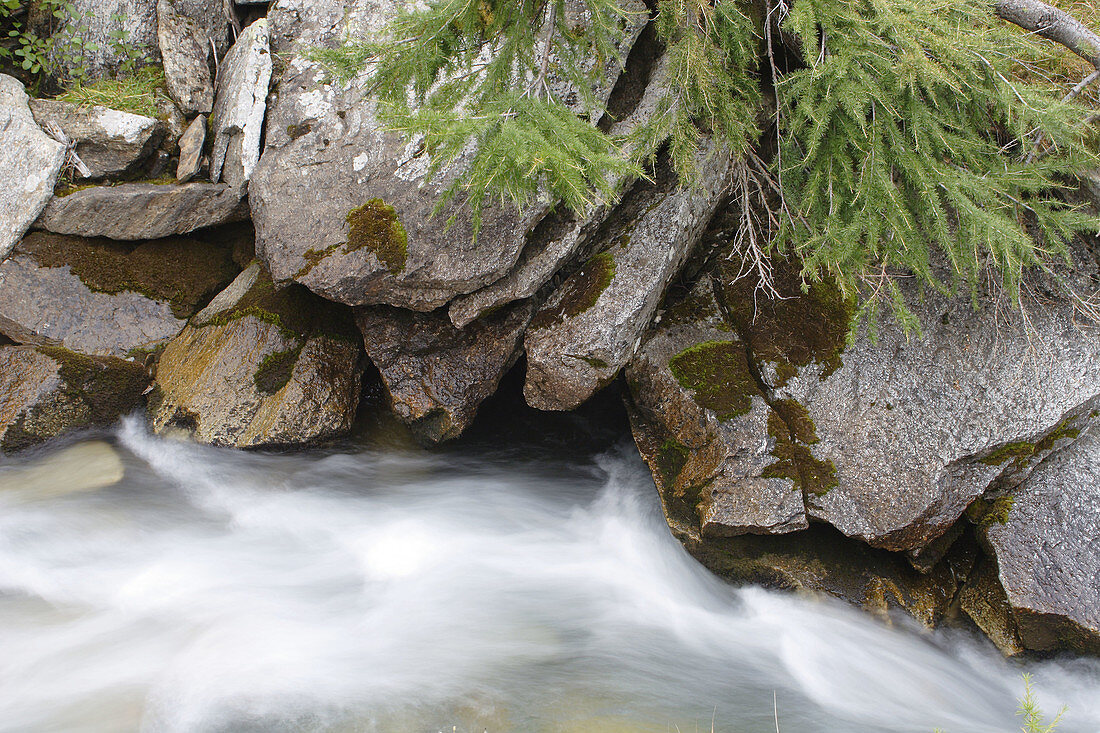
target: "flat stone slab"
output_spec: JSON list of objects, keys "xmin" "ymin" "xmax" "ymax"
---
[
  {"xmin": 0, "ymin": 232, "xmax": 238, "ymax": 357},
  {"xmin": 36, "ymin": 182, "xmax": 248, "ymax": 240}
]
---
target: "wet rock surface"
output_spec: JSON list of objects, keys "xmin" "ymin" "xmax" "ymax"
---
[
  {"xmin": 0, "ymin": 75, "xmax": 66, "ymax": 259},
  {"xmin": 251, "ymin": 0, "xmax": 643, "ymax": 311},
  {"xmin": 626, "ymin": 277, "xmax": 808, "ymax": 536},
  {"xmin": 0, "ymin": 232, "xmax": 238, "ymax": 357},
  {"xmin": 0, "ymin": 345, "xmax": 149, "ymax": 453},
  {"xmin": 980, "ymin": 423, "xmax": 1100, "ymax": 654},
  {"xmin": 356, "ymin": 301, "xmax": 534, "ymax": 445},
  {"xmin": 28, "ymin": 99, "xmax": 164, "ymax": 179},
  {"xmin": 36, "ymin": 182, "xmax": 249, "ymax": 240},
  {"xmin": 150, "ymin": 263, "xmax": 362, "ymax": 448},
  {"xmin": 524, "ymin": 143, "xmax": 734, "ymax": 411}
]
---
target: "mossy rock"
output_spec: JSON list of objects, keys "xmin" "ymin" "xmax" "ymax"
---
[
  {"xmin": 19, "ymin": 231, "xmax": 239, "ymax": 319},
  {"xmin": 667, "ymin": 340, "xmax": 756, "ymax": 421},
  {"xmin": 530, "ymin": 252, "xmax": 616, "ymax": 330},
  {"xmin": 0, "ymin": 345, "xmax": 149, "ymax": 453}
]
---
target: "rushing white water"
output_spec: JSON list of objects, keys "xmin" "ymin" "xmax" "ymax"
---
[{"xmin": 1, "ymin": 417, "xmax": 1099, "ymax": 733}]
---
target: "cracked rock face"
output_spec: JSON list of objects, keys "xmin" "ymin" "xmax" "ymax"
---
[
  {"xmin": 0, "ymin": 232, "xmax": 238, "ymax": 358},
  {"xmin": 209, "ymin": 18, "xmax": 272, "ymax": 188},
  {"xmin": 626, "ymin": 276, "xmax": 808, "ymax": 536},
  {"xmin": 524, "ymin": 142, "xmax": 735, "ymax": 412},
  {"xmin": 150, "ymin": 263, "xmax": 363, "ymax": 448},
  {"xmin": 356, "ymin": 300, "xmax": 534, "ymax": 445},
  {"xmin": 0, "ymin": 75, "xmax": 66, "ymax": 260},
  {"xmin": 157, "ymin": 0, "xmax": 216, "ymax": 115},
  {"xmin": 251, "ymin": 0, "xmax": 644, "ymax": 311},
  {"xmin": 0, "ymin": 345, "xmax": 149, "ymax": 453},
  {"xmin": 980, "ymin": 422, "xmax": 1100, "ymax": 654}
]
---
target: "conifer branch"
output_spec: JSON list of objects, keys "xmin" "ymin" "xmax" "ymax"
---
[{"xmin": 995, "ymin": 0, "xmax": 1100, "ymax": 71}]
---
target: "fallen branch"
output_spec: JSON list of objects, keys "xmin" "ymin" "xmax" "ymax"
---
[{"xmin": 995, "ymin": 0, "xmax": 1100, "ymax": 71}]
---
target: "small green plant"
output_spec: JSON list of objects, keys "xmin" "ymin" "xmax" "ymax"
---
[
  {"xmin": 1, "ymin": 1, "xmax": 150, "ymax": 91},
  {"xmin": 1018, "ymin": 673, "xmax": 1066, "ymax": 733}
]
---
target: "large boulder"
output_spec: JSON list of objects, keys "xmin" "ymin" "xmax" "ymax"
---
[
  {"xmin": 356, "ymin": 301, "xmax": 533, "ymax": 444},
  {"xmin": 524, "ymin": 142, "xmax": 735, "ymax": 411},
  {"xmin": 209, "ymin": 18, "xmax": 271, "ymax": 187},
  {"xmin": 149, "ymin": 262, "xmax": 363, "ymax": 448},
  {"xmin": 978, "ymin": 423, "xmax": 1100, "ymax": 653},
  {"xmin": 626, "ymin": 277, "xmax": 809, "ymax": 536},
  {"xmin": 51, "ymin": 0, "xmax": 159, "ymax": 80},
  {"xmin": 35, "ymin": 182, "xmax": 248, "ymax": 239},
  {"xmin": 0, "ymin": 75, "xmax": 66, "ymax": 259},
  {"xmin": 0, "ymin": 232, "xmax": 238, "ymax": 357},
  {"xmin": 676, "ymin": 254, "xmax": 1100, "ymax": 554},
  {"xmin": 0, "ymin": 345, "xmax": 148, "ymax": 452},
  {"xmin": 28, "ymin": 99, "xmax": 164, "ymax": 179},
  {"xmin": 251, "ymin": 0, "xmax": 645, "ymax": 311}
]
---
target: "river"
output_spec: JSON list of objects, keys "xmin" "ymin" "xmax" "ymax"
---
[{"xmin": 2, "ymin": 397, "xmax": 1099, "ymax": 733}]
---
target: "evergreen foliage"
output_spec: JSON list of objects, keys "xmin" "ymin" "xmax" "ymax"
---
[{"xmin": 312, "ymin": 0, "xmax": 1100, "ymax": 328}]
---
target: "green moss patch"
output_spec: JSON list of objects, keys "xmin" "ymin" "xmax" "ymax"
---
[
  {"xmin": 293, "ymin": 244, "xmax": 341, "ymax": 280},
  {"xmin": 346, "ymin": 199, "xmax": 408, "ymax": 273},
  {"xmin": 35, "ymin": 345, "xmax": 149, "ymax": 418},
  {"xmin": 762, "ymin": 406, "xmax": 837, "ymax": 496},
  {"xmin": 967, "ymin": 494, "xmax": 1015, "ymax": 526},
  {"xmin": 979, "ymin": 418, "xmax": 1082, "ymax": 469},
  {"xmin": 668, "ymin": 340, "xmax": 758, "ymax": 421},
  {"xmin": 254, "ymin": 345, "xmax": 304, "ymax": 394},
  {"xmin": 656, "ymin": 438, "xmax": 690, "ymax": 489},
  {"xmin": 719, "ymin": 255, "xmax": 855, "ymax": 387},
  {"xmin": 530, "ymin": 252, "xmax": 616, "ymax": 330},
  {"xmin": 20, "ymin": 232, "xmax": 238, "ymax": 319}
]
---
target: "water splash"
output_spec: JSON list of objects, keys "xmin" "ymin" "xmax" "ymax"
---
[{"xmin": 0, "ymin": 418, "xmax": 1096, "ymax": 732}]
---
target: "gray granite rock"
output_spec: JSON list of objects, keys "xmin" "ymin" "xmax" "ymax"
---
[
  {"xmin": 157, "ymin": 0, "xmax": 215, "ymax": 115},
  {"xmin": 29, "ymin": 99, "xmax": 164, "ymax": 179},
  {"xmin": 981, "ymin": 423, "xmax": 1100, "ymax": 653},
  {"xmin": 176, "ymin": 114, "xmax": 206, "ymax": 182},
  {"xmin": 36, "ymin": 182, "xmax": 248, "ymax": 239},
  {"xmin": 0, "ymin": 75, "xmax": 66, "ymax": 259},
  {"xmin": 0, "ymin": 345, "xmax": 149, "ymax": 453},
  {"xmin": 626, "ymin": 277, "xmax": 808, "ymax": 536},
  {"xmin": 523, "ymin": 141, "xmax": 734, "ymax": 411},
  {"xmin": 150, "ymin": 264, "xmax": 362, "ymax": 448},
  {"xmin": 251, "ymin": 0, "xmax": 644, "ymax": 311},
  {"xmin": 0, "ymin": 232, "xmax": 238, "ymax": 357},
  {"xmin": 52, "ymin": 0, "xmax": 159, "ymax": 80},
  {"xmin": 355, "ymin": 301, "xmax": 533, "ymax": 444},
  {"xmin": 448, "ymin": 51, "xmax": 672, "ymax": 329},
  {"xmin": 209, "ymin": 17, "xmax": 271, "ymax": 187},
  {"xmin": 775, "ymin": 293, "xmax": 1100, "ymax": 552}
]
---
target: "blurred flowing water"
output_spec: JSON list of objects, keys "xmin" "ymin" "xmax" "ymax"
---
[{"xmin": 1, "ymin": 412, "xmax": 1099, "ymax": 733}]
